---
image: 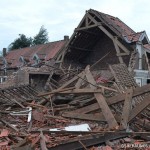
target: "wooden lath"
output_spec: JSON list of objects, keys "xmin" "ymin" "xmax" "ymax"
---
[{"xmin": 0, "ymin": 85, "xmax": 45, "ymax": 108}]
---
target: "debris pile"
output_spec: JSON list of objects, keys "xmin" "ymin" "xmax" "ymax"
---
[{"xmin": 0, "ymin": 63, "xmax": 150, "ymax": 150}]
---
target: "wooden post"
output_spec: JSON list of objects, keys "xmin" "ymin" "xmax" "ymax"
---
[
  {"xmin": 121, "ymin": 88, "xmax": 133, "ymax": 129},
  {"xmin": 85, "ymin": 65, "xmax": 118, "ymax": 129}
]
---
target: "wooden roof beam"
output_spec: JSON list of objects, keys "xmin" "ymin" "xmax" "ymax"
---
[
  {"xmin": 98, "ymin": 25, "xmax": 130, "ymax": 54},
  {"xmin": 75, "ymin": 23, "xmax": 101, "ymax": 32},
  {"xmin": 75, "ymin": 29, "xmax": 99, "ymax": 36},
  {"xmin": 69, "ymin": 46, "xmax": 93, "ymax": 52},
  {"xmin": 86, "ymin": 13, "xmax": 130, "ymax": 55}
]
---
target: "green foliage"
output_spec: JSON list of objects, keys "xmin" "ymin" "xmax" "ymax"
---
[
  {"xmin": 8, "ymin": 26, "xmax": 49, "ymax": 51},
  {"xmin": 8, "ymin": 34, "xmax": 32, "ymax": 51},
  {"xmin": 32, "ymin": 26, "xmax": 49, "ymax": 45}
]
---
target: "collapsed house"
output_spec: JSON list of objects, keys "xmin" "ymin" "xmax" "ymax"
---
[
  {"xmin": 0, "ymin": 9, "xmax": 149, "ymax": 150},
  {"xmin": 62, "ymin": 9, "xmax": 150, "ymax": 86}
]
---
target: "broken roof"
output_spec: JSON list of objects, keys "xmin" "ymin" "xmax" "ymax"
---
[
  {"xmin": 88, "ymin": 9, "xmax": 149, "ymax": 43},
  {"xmin": 5, "ymin": 40, "xmax": 66, "ymax": 68},
  {"xmin": 62, "ymin": 9, "xmax": 150, "ymax": 70}
]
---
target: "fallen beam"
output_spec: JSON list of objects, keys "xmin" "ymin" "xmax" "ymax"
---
[
  {"xmin": 38, "ymin": 87, "xmax": 75, "ymax": 97},
  {"xmin": 121, "ymin": 88, "xmax": 133, "ymax": 129},
  {"xmin": 85, "ymin": 65, "xmax": 118, "ymax": 129},
  {"xmin": 73, "ymin": 83, "xmax": 150, "ymax": 114},
  {"xmin": 62, "ymin": 112, "xmax": 120, "ymax": 122},
  {"xmin": 31, "ymin": 131, "xmax": 149, "ymax": 150}
]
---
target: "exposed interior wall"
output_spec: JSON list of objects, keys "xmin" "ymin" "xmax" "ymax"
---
[
  {"xmin": 84, "ymin": 33, "xmax": 119, "ymax": 69},
  {"xmin": 29, "ymin": 74, "xmax": 49, "ymax": 91},
  {"xmin": 64, "ymin": 30, "xmax": 131, "ymax": 70}
]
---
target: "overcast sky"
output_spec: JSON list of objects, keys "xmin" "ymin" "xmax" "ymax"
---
[{"xmin": 0, "ymin": 0, "xmax": 150, "ymax": 52}]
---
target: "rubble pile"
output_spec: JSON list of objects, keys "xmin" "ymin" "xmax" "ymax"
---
[{"xmin": 0, "ymin": 63, "xmax": 149, "ymax": 150}]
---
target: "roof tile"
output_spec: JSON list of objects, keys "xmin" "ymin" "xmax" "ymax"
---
[{"xmin": 5, "ymin": 40, "xmax": 66, "ymax": 67}]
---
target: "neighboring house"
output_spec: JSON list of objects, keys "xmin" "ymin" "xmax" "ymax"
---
[
  {"xmin": 0, "ymin": 36, "xmax": 69, "ymax": 76},
  {"xmin": 62, "ymin": 9, "xmax": 150, "ymax": 86}
]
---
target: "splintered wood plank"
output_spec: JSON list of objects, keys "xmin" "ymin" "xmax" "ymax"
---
[
  {"xmin": 73, "ymin": 103, "xmax": 98, "ymax": 114},
  {"xmin": 38, "ymin": 87, "xmax": 75, "ymax": 97},
  {"xmin": 40, "ymin": 131, "xmax": 48, "ymax": 150},
  {"xmin": 75, "ymin": 71, "xmax": 85, "ymax": 89},
  {"xmin": 62, "ymin": 112, "xmax": 120, "ymax": 122},
  {"xmin": 59, "ymin": 73, "xmax": 81, "ymax": 89},
  {"xmin": 0, "ymin": 119, "xmax": 19, "ymax": 132},
  {"xmin": 85, "ymin": 65, "xmax": 118, "ymax": 129},
  {"xmin": 128, "ymin": 95, "xmax": 150, "ymax": 123},
  {"xmin": 62, "ymin": 112, "xmax": 106, "ymax": 122},
  {"xmin": 38, "ymin": 87, "xmax": 102, "ymax": 97},
  {"xmin": 52, "ymin": 88, "xmax": 102, "ymax": 94},
  {"xmin": 94, "ymin": 94, "xmax": 118, "ymax": 129},
  {"xmin": 121, "ymin": 88, "xmax": 133, "ymax": 129},
  {"xmin": 1, "ymin": 92, "xmax": 25, "ymax": 108},
  {"xmin": 113, "ymin": 38, "xmax": 124, "ymax": 63}
]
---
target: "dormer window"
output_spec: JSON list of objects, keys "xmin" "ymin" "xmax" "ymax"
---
[
  {"xmin": 142, "ymin": 37, "xmax": 148, "ymax": 45},
  {"xmin": 19, "ymin": 56, "xmax": 26, "ymax": 66},
  {"xmin": 32, "ymin": 53, "xmax": 40, "ymax": 65},
  {"xmin": 139, "ymin": 31, "xmax": 150, "ymax": 45}
]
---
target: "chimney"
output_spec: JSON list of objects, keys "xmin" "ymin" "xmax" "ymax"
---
[
  {"xmin": 3, "ymin": 48, "xmax": 7, "ymax": 57},
  {"xmin": 64, "ymin": 35, "xmax": 69, "ymax": 41}
]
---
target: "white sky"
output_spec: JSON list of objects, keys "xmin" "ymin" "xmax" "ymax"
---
[{"xmin": 0, "ymin": 0, "xmax": 150, "ymax": 52}]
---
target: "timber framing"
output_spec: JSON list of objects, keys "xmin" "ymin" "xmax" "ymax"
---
[{"xmin": 62, "ymin": 9, "xmax": 132, "ymax": 66}]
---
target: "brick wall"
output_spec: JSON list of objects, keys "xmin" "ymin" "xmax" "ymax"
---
[
  {"xmin": 84, "ymin": 33, "xmax": 119, "ymax": 69},
  {"xmin": 64, "ymin": 32, "xmax": 131, "ymax": 70}
]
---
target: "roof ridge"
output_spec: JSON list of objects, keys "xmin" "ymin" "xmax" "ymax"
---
[
  {"xmin": 89, "ymin": 9, "xmax": 115, "ymax": 18},
  {"xmin": 88, "ymin": 8, "xmax": 136, "ymax": 35},
  {"xmin": 10, "ymin": 39, "xmax": 65, "ymax": 52}
]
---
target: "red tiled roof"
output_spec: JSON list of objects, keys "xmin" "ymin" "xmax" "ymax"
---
[
  {"xmin": 106, "ymin": 14, "xmax": 135, "ymax": 37},
  {"xmin": 89, "ymin": 9, "xmax": 145, "ymax": 43},
  {"xmin": 5, "ymin": 40, "xmax": 66, "ymax": 67}
]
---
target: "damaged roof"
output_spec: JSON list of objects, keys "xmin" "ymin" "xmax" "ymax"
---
[
  {"xmin": 88, "ymin": 9, "xmax": 149, "ymax": 43},
  {"xmin": 5, "ymin": 40, "xmax": 66, "ymax": 68},
  {"xmin": 63, "ymin": 9, "xmax": 150, "ymax": 69}
]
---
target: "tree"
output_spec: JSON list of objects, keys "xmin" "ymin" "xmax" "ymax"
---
[
  {"xmin": 8, "ymin": 34, "xmax": 32, "ymax": 51},
  {"xmin": 32, "ymin": 26, "xmax": 49, "ymax": 45},
  {"xmin": 8, "ymin": 26, "xmax": 49, "ymax": 51}
]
